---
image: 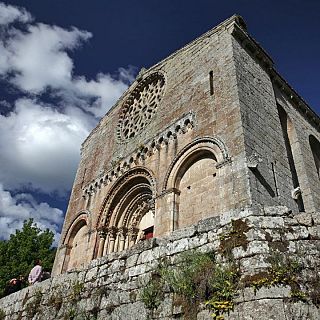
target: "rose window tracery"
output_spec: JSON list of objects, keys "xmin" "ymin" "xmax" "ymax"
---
[{"xmin": 117, "ymin": 72, "xmax": 165, "ymax": 141}]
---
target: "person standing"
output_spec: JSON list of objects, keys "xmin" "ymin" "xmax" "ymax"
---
[{"xmin": 28, "ymin": 259, "xmax": 42, "ymax": 285}]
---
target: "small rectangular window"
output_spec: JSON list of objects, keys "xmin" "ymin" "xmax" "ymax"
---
[{"xmin": 209, "ymin": 71, "xmax": 214, "ymax": 96}]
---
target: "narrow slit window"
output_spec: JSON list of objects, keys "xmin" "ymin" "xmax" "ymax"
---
[
  {"xmin": 271, "ymin": 161, "xmax": 279, "ymax": 197},
  {"xmin": 209, "ymin": 71, "xmax": 214, "ymax": 96}
]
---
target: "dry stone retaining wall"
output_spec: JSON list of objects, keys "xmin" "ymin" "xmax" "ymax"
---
[{"xmin": 1, "ymin": 206, "xmax": 320, "ymax": 319}]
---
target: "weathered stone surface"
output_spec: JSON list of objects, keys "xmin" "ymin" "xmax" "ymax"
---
[
  {"xmin": 295, "ymin": 212, "xmax": 314, "ymax": 227},
  {"xmin": 1, "ymin": 208, "xmax": 320, "ymax": 319}
]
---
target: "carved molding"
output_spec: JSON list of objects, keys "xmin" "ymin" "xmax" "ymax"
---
[
  {"xmin": 83, "ymin": 112, "xmax": 196, "ymax": 197},
  {"xmin": 162, "ymin": 136, "xmax": 231, "ymax": 191}
]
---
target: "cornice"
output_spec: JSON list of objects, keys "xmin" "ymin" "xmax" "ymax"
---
[{"xmin": 229, "ymin": 21, "xmax": 320, "ymax": 131}]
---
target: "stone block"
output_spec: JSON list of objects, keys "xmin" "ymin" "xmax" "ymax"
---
[
  {"xmin": 168, "ymin": 225, "xmax": 197, "ymax": 241},
  {"xmin": 236, "ymin": 286, "xmax": 291, "ymax": 303},
  {"xmin": 197, "ymin": 216, "xmax": 220, "ymax": 233},
  {"xmin": 294, "ymin": 212, "xmax": 314, "ymax": 226},
  {"xmin": 309, "ymin": 226, "xmax": 320, "ymax": 239},
  {"xmin": 128, "ymin": 264, "xmax": 147, "ymax": 278},
  {"xmin": 246, "ymin": 216, "xmax": 284, "ymax": 229},
  {"xmin": 137, "ymin": 250, "xmax": 155, "ymax": 264},
  {"xmin": 285, "ymin": 226, "xmax": 309, "ymax": 240},
  {"xmin": 166, "ymin": 238, "xmax": 189, "ymax": 255},
  {"xmin": 263, "ymin": 206, "xmax": 289, "ymax": 216},
  {"xmin": 311, "ymin": 212, "xmax": 320, "ymax": 225},
  {"xmin": 188, "ymin": 233, "xmax": 208, "ymax": 249},
  {"xmin": 100, "ymin": 291, "xmax": 120, "ymax": 309},
  {"xmin": 109, "ymin": 301, "xmax": 148, "ymax": 320},
  {"xmin": 126, "ymin": 253, "xmax": 139, "ymax": 268},
  {"xmin": 232, "ymin": 240, "xmax": 269, "ymax": 259},
  {"xmin": 85, "ymin": 266, "xmax": 99, "ymax": 282}
]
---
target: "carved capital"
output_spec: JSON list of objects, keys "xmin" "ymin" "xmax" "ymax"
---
[
  {"xmin": 118, "ymin": 227, "xmax": 128, "ymax": 238},
  {"xmin": 107, "ymin": 226, "xmax": 118, "ymax": 239},
  {"xmin": 291, "ymin": 186, "xmax": 302, "ymax": 200},
  {"xmin": 97, "ymin": 226, "xmax": 107, "ymax": 238},
  {"xmin": 247, "ymin": 152, "xmax": 262, "ymax": 169},
  {"xmin": 128, "ymin": 226, "xmax": 139, "ymax": 239}
]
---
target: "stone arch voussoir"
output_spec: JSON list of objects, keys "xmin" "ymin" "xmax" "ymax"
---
[
  {"xmin": 62, "ymin": 210, "xmax": 91, "ymax": 245},
  {"xmin": 163, "ymin": 136, "xmax": 230, "ymax": 191},
  {"xmin": 96, "ymin": 166, "xmax": 156, "ymax": 229}
]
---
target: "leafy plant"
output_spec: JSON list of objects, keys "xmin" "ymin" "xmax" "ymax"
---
[
  {"xmin": 0, "ymin": 219, "xmax": 56, "ymax": 297},
  {"xmin": 48, "ymin": 290, "xmax": 63, "ymax": 310},
  {"xmin": 0, "ymin": 308, "xmax": 5, "ymax": 320},
  {"xmin": 141, "ymin": 251, "xmax": 240, "ymax": 320},
  {"xmin": 247, "ymin": 251, "xmax": 302, "ymax": 292},
  {"xmin": 205, "ymin": 264, "xmax": 240, "ymax": 319},
  {"xmin": 70, "ymin": 280, "xmax": 85, "ymax": 302},
  {"xmin": 141, "ymin": 280, "xmax": 163, "ymax": 309},
  {"xmin": 63, "ymin": 307, "xmax": 76, "ymax": 320},
  {"xmin": 25, "ymin": 289, "xmax": 42, "ymax": 318}
]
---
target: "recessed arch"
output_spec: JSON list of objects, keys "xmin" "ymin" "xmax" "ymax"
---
[
  {"xmin": 163, "ymin": 136, "xmax": 229, "ymax": 231},
  {"xmin": 96, "ymin": 167, "xmax": 155, "ymax": 228},
  {"xmin": 62, "ymin": 211, "xmax": 91, "ymax": 245},
  {"xmin": 309, "ymin": 135, "xmax": 320, "ymax": 180},
  {"xmin": 61, "ymin": 211, "xmax": 91, "ymax": 272},
  {"xmin": 95, "ymin": 167, "xmax": 156, "ymax": 257},
  {"xmin": 164, "ymin": 136, "xmax": 229, "ymax": 191}
]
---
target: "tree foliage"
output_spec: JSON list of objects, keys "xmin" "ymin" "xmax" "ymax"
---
[{"xmin": 0, "ymin": 219, "xmax": 56, "ymax": 296}]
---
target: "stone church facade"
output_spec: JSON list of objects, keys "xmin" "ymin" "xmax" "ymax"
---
[
  {"xmin": 1, "ymin": 15, "xmax": 320, "ymax": 320},
  {"xmin": 52, "ymin": 15, "xmax": 320, "ymax": 275}
]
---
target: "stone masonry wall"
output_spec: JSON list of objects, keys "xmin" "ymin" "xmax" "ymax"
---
[
  {"xmin": 1, "ymin": 206, "xmax": 320, "ymax": 320},
  {"xmin": 274, "ymin": 86, "xmax": 320, "ymax": 213},
  {"xmin": 59, "ymin": 16, "xmax": 250, "ymax": 245},
  {"xmin": 232, "ymin": 31, "xmax": 320, "ymax": 214}
]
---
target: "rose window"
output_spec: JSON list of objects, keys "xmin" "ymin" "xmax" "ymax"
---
[{"xmin": 117, "ymin": 72, "xmax": 165, "ymax": 141}]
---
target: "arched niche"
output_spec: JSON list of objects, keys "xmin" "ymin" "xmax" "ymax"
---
[
  {"xmin": 96, "ymin": 167, "xmax": 155, "ymax": 257},
  {"xmin": 309, "ymin": 135, "xmax": 320, "ymax": 180},
  {"xmin": 177, "ymin": 150, "xmax": 217, "ymax": 229},
  {"xmin": 164, "ymin": 137, "xmax": 229, "ymax": 230},
  {"xmin": 61, "ymin": 212, "xmax": 90, "ymax": 272}
]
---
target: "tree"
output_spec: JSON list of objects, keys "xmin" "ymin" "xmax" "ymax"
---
[{"xmin": 0, "ymin": 219, "xmax": 57, "ymax": 297}]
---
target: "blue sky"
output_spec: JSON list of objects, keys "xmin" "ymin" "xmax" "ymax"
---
[{"xmin": 0, "ymin": 1, "xmax": 319, "ymax": 244}]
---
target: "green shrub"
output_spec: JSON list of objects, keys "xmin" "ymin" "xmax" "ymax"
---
[
  {"xmin": 141, "ymin": 251, "xmax": 240, "ymax": 320},
  {"xmin": 141, "ymin": 280, "xmax": 163, "ymax": 309},
  {"xmin": 0, "ymin": 308, "xmax": 5, "ymax": 320}
]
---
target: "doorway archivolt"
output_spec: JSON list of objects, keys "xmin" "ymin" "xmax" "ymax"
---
[{"xmin": 96, "ymin": 167, "xmax": 155, "ymax": 257}]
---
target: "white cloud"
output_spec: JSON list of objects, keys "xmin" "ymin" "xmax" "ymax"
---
[
  {"xmin": 0, "ymin": 2, "xmax": 32, "ymax": 25},
  {"xmin": 73, "ymin": 73, "xmax": 129, "ymax": 118},
  {"xmin": 0, "ymin": 11, "xmax": 135, "ymax": 118},
  {"xmin": 0, "ymin": 3, "xmax": 136, "ymax": 194},
  {"xmin": 0, "ymin": 98, "xmax": 91, "ymax": 194},
  {"xmin": 0, "ymin": 183, "xmax": 63, "ymax": 245},
  {"xmin": 6, "ymin": 23, "xmax": 92, "ymax": 93},
  {"xmin": 0, "ymin": 3, "xmax": 137, "ymax": 242}
]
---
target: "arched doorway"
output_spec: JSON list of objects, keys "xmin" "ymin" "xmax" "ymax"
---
[{"xmin": 96, "ymin": 168, "xmax": 155, "ymax": 257}]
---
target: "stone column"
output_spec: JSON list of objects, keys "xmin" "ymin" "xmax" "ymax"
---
[
  {"xmin": 107, "ymin": 227, "xmax": 117, "ymax": 253},
  {"xmin": 60, "ymin": 244, "xmax": 72, "ymax": 274},
  {"xmin": 162, "ymin": 188, "xmax": 180, "ymax": 232},
  {"xmin": 103, "ymin": 234, "xmax": 109, "ymax": 256},
  {"xmin": 97, "ymin": 229, "xmax": 107, "ymax": 258},
  {"xmin": 118, "ymin": 227, "xmax": 128, "ymax": 252},
  {"xmin": 128, "ymin": 227, "xmax": 139, "ymax": 247}
]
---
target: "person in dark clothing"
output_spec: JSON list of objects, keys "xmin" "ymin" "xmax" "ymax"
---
[{"xmin": 4, "ymin": 278, "xmax": 22, "ymax": 296}]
